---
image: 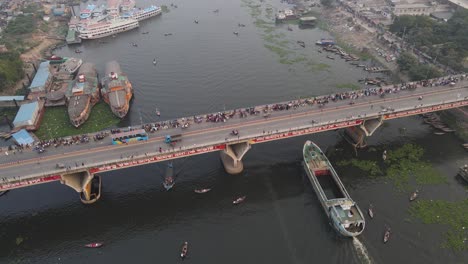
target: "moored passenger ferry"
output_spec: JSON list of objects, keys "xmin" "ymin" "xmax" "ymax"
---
[
  {"xmin": 66, "ymin": 63, "xmax": 100, "ymax": 127},
  {"xmin": 78, "ymin": 18, "xmax": 139, "ymax": 39},
  {"xmin": 101, "ymin": 60, "xmax": 133, "ymax": 118},
  {"xmin": 303, "ymin": 140, "xmax": 365, "ymax": 237},
  {"xmin": 121, "ymin": 5, "xmax": 162, "ymax": 21}
]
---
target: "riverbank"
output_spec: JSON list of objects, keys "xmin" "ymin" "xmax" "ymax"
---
[{"xmin": 0, "ymin": 6, "xmax": 67, "ymax": 96}]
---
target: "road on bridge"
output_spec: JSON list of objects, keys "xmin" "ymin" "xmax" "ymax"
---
[{"xmin": 0, "ymin": 82, "xmax": 467, "ymax": 189}]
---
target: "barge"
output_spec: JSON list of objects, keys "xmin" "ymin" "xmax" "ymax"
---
[
  {"xmin": 101, "ymin": 60, "xmax": 133, "ymax": 118},
  {"xmin": 66, "ymin": 62, "xmax": 100, "ymax": 127},
  {"xmin": 303, "ymin": 140, "xmax": 365, "ymax": 237}
]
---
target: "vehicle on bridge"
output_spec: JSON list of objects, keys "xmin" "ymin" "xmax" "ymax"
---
[
  {"xmin": 165, "ymin": 134, "xmax": 182, "ymax": 146},
  {"xmin": 111, "ymin": 129, "xmax": 148, "ymax": 145}
]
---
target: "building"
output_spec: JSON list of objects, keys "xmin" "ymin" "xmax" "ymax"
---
[
  {"xmin": 29, "ymin": 61, "xmax": 51, "ymax": 94},
  {"xmin": 393, "ymin": 2, "xmax": 435, "ymax": 16},
  {"xmin": 12, "ymin": 101, "xmax": 44, "ymax": 131}
]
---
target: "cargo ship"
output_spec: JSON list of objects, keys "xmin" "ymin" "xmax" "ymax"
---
[
  {"xmin": 101, "ymin": 60, "xmax": 133, "ymax": 118},
  {"xmin": 66, "ymin": 63, "xmax": 100, "ymax": 127},
  {"xmin": 303, "ymin": 140, "xmax": 365, "ymax": 237}
]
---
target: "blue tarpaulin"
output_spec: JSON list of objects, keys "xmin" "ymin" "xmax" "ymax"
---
[{"xmin": 12, "ymin": 129, "xmax": 35, "ymax": 145}]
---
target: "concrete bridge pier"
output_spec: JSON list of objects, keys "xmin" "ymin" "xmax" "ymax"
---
[
  {"xmin": 220, "ymin": 141, "xmax": 251, "ymax": 174},
  {"xmin": 60, "ymin": 170, "xmax": 99, "ymax": 204},
  {"xmin": 344, "ymin": 116, "xmax": 384, "ymax": 148}
]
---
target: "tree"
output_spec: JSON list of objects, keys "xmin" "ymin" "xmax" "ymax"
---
[{"xmin": 397, "ymin": 52, "xmax": 418, "ymax": 72}]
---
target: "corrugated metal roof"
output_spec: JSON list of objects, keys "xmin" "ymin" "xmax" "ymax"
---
[
  {"xmin": 13, "ymin": 101, "xmax": 38, "ymax": 124},
  {"xmin": 29, "ymin": 61, "xmax": 50, "ymax": 90},
  {"xmin": 0, "ymin": 96, "xmax": 25, "ymax": 102},
  {"xmin": 12, "ymin": 129, "xmax": 35, "ymax": 145}
]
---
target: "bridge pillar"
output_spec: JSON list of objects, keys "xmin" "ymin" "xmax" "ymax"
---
[
  {"xmin": 359, "ymin": 116, "xmax": 384, "ymax": 136},
  {"xmin": 343, "ymin": 117, "xmax": 384, "ymax": 148},
  {"xmin": 60, "ymin": 170, "xmax": 100, "ymax": 204},
  {"xmin": 220, "ymin": 141, "xmax": 251, "ymax": 174}
]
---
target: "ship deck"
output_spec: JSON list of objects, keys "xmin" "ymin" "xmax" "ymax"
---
[
  {"xmin": 68, "ymin": 95, "xmax": 90, "ymax": 119},
  {"xmin": 109, "ymin": 90, "xmax": 127, "ymax": 108}
]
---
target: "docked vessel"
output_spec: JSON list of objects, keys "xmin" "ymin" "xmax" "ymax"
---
[
  {"xmin": 66, "ymin": 62, "xmax": 100, "ymax": 127},
  {"xmin": 120, "ymin": 0, "xmax": 136, "ymax": 12},
  {"xmin": 458, "ymin": 164, "xmax": 468, "ymax": 182},
  {"xmin": 316, "ymin": 38, "xmax": 335, "ymax": 46},
  {"xmin": 101, "ymin": 60, "xmax": 133, "ymax": 118},
  {"xmin": 121, "ymin": 5, "xmax": 162, "ymax": 21},
  {"xmin": 303, "ymin": 140, "xmax": 365, "ymax": 237},
  {"xmin": 78, "ymin": 18, "xmax": 139, "ymax": 39},
  {"xmin": 80, "ymin": 4, "xmax": 96, "ymax": 19}
]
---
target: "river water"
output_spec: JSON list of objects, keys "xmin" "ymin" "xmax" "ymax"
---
[{"xmin": 0, "ymin": 0, "xmax": 467, "ymax": 263}]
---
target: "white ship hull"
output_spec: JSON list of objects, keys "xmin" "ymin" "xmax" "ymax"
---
[{"xmin": 79, "ymin": 19, "xmax": 139, "ymax": 40}]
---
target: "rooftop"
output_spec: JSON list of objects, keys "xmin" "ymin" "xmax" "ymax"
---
[
  {"xmin": 13, "ymin": 101, "xmax": 38, "ymax": 124},
  {"xmin": 12, "ymin": 129, "xmax": 35, "ymax": 145},
  {"xmin": 0, "ymin": 96, "xmax": 25, "ymax": 102},
  {"xmin": 29, "ymin": 61, "xmax": 50, "ymax": 90},
  {"xmin": 447, "ymin": 0, "xmax": 468, "ymax": 9}
]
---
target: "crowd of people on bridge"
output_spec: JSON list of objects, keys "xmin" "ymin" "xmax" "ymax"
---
[{"xmin": 2, "ymin": 74, "xmax": 466, "ymax": 157}]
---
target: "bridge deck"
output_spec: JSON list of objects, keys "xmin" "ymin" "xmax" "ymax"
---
[{"xmin": 1, "ymin": 77, "xmax": 467, "ymax": 190}]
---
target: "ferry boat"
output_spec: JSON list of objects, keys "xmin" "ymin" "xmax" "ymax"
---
[
  {"xmin": 101, "ymin": 60, "xmax": 133, "ymax": 118},
  {"xmin": 275, "ymin": 9, "xmax": 297, "ymax": 23},
  {"xmin": 303, "ymin": 140, "xmax": 365, "ymax": 237},
  {"xmin": 78, "ymin": 18, "xmax": 139, "ymax": 39},
  {"xmin": 120, "ymin": 0, "xmax": 136, "ymax": 12},
  {"xmin": 121, "ymin": 5, "xmax": 162, "ymax": 21},
  {"xmin": 92, "ymin": 5, "xmax": 105, "ymax": 18},
  {"xmin": 80, "ymin": 4, "xmax": 96, "ymax": 19},
  {"xmin": 66, "ymin": 62, "xmax": 100, "ymax": 127}
]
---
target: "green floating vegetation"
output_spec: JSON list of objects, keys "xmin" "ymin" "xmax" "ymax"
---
[
  {"xmin": 335, "ymin": 83, "xmax": 361, "ymax": 90},
  {"xmin": 262, "ymin": 33, "xmax": 289, "ymax": 48},
  {"xmin": 338, "ymin": 159, "xmax": 382, "ymax": 177},
  {"xmin": 385, "ymin": 144, "xmax": 446, "ymax": 190},
  {"xmin": 279, "ymin": 56, "xmax": 307, "ymax": 65},
  {"xmin": 264, "ymin": 44, "xmax": 291, "ymax": 58},
  {"xmin": 409, "ymin": 199, "xmax": 468, "ymax": 251},
  {"xmin": 35, "ymin": 103, "xmax": 120, "ymax": 140},
  {"xmin": 160, "ymin": 5, "xmax": 170, "ymax": 13},
  {"xmin": 306, "ymin": 61, "xmax": 331, "ymax": 72}
]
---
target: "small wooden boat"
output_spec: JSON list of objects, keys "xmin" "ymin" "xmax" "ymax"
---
[
  {"xmin": 368, "ymin": 204, "xmax": 374, "ymax": 219},
  {"xmin": 142, "ymin": 31, "xmax": 149, "ymax": 34},
  {"xmin": 156, "ymin": 108, "xmax": 160, "ymax": 116},
  {"xmin": 434, "ymin": 132, "xmax": 445, "ymax": 135},
  {"xmin": 326, "ymin": 55, "xmax": 335, "ymax": 60},
  {"xmin": 463, "ymin": 143, "xmax": 468, "ymax": 149},
  {"xmin": 180, "ymin": 241, "xmax": 188, "ymax": 259},
  {"xmin": 164, "ymin": 33, "xmax": 173, "ymax": 36},
  {"xmin": 84, "ymin": 242, "xmax": 103, "ymax": 248},
  {"xmin": 163, "ymin": 163, "xmax": 175, "ymax": 191},
  {"xmin": 383, "ymin": 228, "xmax": 391, "ymax": 243},
  {"xmin": 233, "ymin": 31, "xmax": 239, "ymax": 35},
  {"xmin": 153, "ymin": 58, "xmax": 157, "ymax": 65},
  {"xmin": 132, "ymin": 43, "xmax": 138, "ymax": 47},
  {"xmin": 194, "ymin": 188, "xmax": 211, "ymax": 194},
  {"xmin": 409, "ymin": 190, "xmax": 419, "ymax": 201},
  {"xmin": 233, "ymin": 196, "xmax": 246, "ymax": 204},
  {"xmin": 0, "ymin": 190, "xmax": 9, "ymax": 197}
]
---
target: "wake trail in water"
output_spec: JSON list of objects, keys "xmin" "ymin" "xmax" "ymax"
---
[{"xmin": 352, "ymin": 237, "xmax": 373, "ymax": 264}]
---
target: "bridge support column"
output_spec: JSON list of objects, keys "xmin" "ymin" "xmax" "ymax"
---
[
  {"xmin": 344, "ymin": 116, "xmax": 384, "ymax": 148},
  {"xmin": 60, "ymin": 170, "xmax": 101, "ymax": 204},
  {"xmin": 220, "ymin": 141, "xmax": 251, "ymax": 174}
]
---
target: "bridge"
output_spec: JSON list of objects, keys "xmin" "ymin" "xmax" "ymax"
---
[{"xmin": 1, "ymin": 75, "xmax": 467, "ymax": 203}]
